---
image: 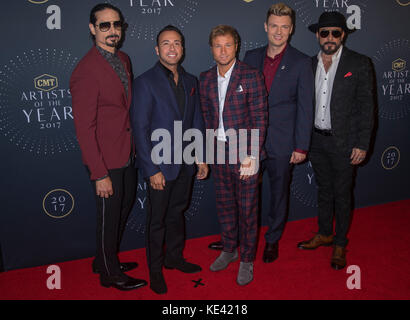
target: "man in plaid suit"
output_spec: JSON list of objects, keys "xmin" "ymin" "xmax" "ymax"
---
[{"xmin": 199, "ymin": 25, "xmax": 268, "ymax": 286}]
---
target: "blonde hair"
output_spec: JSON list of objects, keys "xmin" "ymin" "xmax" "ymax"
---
[
  {"xmin": 266, "ymin": 2, "xmax": 295, "ymax": 25},
  {"xmin": 208, "ymin": 25, "xmax": 240, "ymax": 46}
]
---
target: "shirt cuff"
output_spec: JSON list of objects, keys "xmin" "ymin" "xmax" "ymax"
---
[
  {"xmin": 95, "ymin": 174, "xmax": 109, "ymax": 181},
  {"xmin": 294, "ymin": 149, "xmax": 307, "ymax": 155}
]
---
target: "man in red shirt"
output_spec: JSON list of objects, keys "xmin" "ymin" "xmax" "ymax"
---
[{"xmin": 242, "ymin": 3, "xmax": 314, "ymax": 263}]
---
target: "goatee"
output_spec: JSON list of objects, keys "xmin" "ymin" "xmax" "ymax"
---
[
  {"xmin": 106, "ymin": 35, "xmax": 119, "ymax": 48},
  {"xmin": 320, "ymin": 42, "xmax": 341, "ymax": 55}
]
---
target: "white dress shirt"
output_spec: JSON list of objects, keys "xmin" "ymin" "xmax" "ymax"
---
[
  {"xmin": 217, "ymin": 60, "xmax": 236, "ymax": 141},
  {"xmin": 315, "ymin": 45, "xmax": 343, "ymax": 130}
]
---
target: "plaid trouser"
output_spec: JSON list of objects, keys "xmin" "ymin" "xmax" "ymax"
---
[{"xmin": 211, "ymin": 160, "xmax": 259, "ymax": 263}]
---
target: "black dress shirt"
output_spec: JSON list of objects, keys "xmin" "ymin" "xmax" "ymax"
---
[{"xmin": 158, "ymin": 62, "xmax": 185, "ymax": 118}]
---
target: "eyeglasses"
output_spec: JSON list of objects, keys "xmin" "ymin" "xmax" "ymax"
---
[
  {"xmin": 96, "ymin": 20, "xmax": 123, "ymax": 32},
  {"xmin": 319, "ymin": 30, "xmax": 343, "ymax": 38}
]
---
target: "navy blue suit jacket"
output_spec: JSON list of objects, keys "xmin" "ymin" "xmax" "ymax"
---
[
  {"xmin": 244, "ymin": 44, "xmax": 314, "ymax": 157},
  {"xmin": 131, "ymin": 62, "xmax": 205, "ymax": 181}
]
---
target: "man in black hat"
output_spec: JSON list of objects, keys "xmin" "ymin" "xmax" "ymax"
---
[{"xmin": 297, "ymin": 11, "xmax": 375, "ymax": 270}]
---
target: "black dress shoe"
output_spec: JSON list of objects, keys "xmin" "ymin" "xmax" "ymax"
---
[
  {"xmin": 263, "ymin": 242, "xmax": 278, "ymax": 263},
  {"xmin": 164, "ymin": 259, "xmax": 202, "ymax": 273},
  {"xmin": 93, "ymin": 262, "xmax": 138, "ymax": 274},
  {"xmin": 208, "ymin": 241, "xmax": 223, "ymax": 251},
  {"xmin": 150, "ymin": 272, "xmax": 167, "ymax": 294},
  {"xmin": 100, "ymin": 274, "xmax": 147, "ymax": 291}
]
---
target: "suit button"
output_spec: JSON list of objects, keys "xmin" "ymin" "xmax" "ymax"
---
[{"xmin": 126, "ymin": 128, "xmax": 130, "ymax": 131}]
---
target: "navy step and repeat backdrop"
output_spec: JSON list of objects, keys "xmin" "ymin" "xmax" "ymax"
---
[{"xmin": 0, "ymin": 0, "xmax": 409, "ymax": 271}]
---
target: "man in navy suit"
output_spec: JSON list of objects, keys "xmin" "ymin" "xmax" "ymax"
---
[
  {"xmin": 242, "ymin": 3, "xmax": 314, "ymax": 263},
  {"xmin": 131, "ymin": 25, "xmax": 208, "ymax": 294}
]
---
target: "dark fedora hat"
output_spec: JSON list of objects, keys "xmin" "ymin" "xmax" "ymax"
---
[{"xmin": 308, "ymin": 11, "xmax": 354, "ymax": 33}]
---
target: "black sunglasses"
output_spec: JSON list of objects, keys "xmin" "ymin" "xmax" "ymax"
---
[
  {"xmin": 96, "ymin": 20, "xmax": 123, "ymax": 32},
  {"xmin": 319, "ymin": 30, "xmax": 343, "ymax": 38}
]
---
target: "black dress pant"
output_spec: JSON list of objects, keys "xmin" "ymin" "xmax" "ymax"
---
[
  {"xmin": 89, "ymin": 164, "xmax": 137, "ymax": 279},
  {"xmin": 309, "ymin": 131, "xmax": 354, "ymax": 247},
  {"xmin": 145, "ymin": 165, "xmax": 193, "ymax": 274}
]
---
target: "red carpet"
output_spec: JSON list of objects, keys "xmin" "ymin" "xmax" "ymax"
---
[{"xmin": 1, "ymin": 200, "xmax": 410, "ymax": 300}]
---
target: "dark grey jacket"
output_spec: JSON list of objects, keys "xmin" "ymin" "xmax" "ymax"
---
[{"xmin": 312, "ymin": 47, "xmax": 375, "ymax": 152}]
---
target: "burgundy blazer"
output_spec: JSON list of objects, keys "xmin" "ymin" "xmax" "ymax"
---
[
  {"xmin": 70, "ymin": 46, "xmax": 133, "ymax": 180},
  {"xmin": 199, "ymin": 60, "xmax": 268, "ymax": 162}
]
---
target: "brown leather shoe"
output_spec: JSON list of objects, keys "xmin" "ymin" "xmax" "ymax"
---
[
  {"xmin": 297, "ymin": 233, "xmax": 334, "ymax": 250},
  {"xmin": 331, "ymin": 245, "xmax": 347, "ymax": 270}
]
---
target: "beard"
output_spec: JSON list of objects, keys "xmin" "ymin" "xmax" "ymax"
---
[
  {"xmin": 105, "ymin": 35, "xmax": 120, "ymax": 48},
  {"xmin": 320, "ymin": 41, "xmax": 341, "ymax": 55}
]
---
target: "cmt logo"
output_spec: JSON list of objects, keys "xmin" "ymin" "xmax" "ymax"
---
[
  {"xmin": 28, "ymin": 0, "xmax": 49, "ymax": 3},
  {"xmin": 392, "ymin": 58, "xmax": 406, "ymax": 72},
  {"xmin": 34, "ymin": 74, "xmax": 58, "ymax": 92}
]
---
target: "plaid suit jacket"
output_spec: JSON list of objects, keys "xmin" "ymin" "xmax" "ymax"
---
[{"xmin": 199, "ymin": 60, "xmax": 268, "ymax": 162}]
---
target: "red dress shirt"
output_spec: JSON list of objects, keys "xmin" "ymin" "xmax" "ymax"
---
[{"xmin": 263, "ymin": 44, "xmax": 306, "ymax": 155}]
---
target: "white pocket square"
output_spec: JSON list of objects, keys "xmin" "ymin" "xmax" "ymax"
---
[{"xmin": 236, "ymin": 84, "xmax": 244, "ymax": 93}]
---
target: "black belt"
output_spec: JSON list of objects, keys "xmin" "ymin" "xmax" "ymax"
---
[{"xmin": 314, "ymin": 127, "xmax": 333, "ymax": 136}]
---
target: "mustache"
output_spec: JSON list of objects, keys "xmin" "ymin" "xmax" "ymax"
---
[
  {"xmin": 324, "ymin": 42, "xmax": 337, "ymax": 46},
  {"xmin": 106, "ymin": 35, "xmax": 120, "ymax": 40}
]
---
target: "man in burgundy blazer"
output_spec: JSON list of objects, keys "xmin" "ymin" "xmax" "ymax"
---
[
  {"xmin": 70, "ymin": 3, "xmax": 146, "ymax": 291},
  {"xmin": 200, "ymin": 25, "xmax": 267, "ymax": 286}
]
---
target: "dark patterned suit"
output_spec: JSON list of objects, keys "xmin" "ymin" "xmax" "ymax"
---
[
  {"xmin": 199, "ymin": 60, "xmax": 268, "ymax": 262},
  {"xmin": 310, "ymin": 46, "xmax": 375, "ymax": 247}
]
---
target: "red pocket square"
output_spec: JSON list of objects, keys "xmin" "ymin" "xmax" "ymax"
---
[
  {"xmin": 344, "ymin": 72, "xmax": 352, "ymax": 78},
  {"xmin": 190, "ymin": 87, "xmax": 195, "ymax": 96}
]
